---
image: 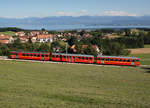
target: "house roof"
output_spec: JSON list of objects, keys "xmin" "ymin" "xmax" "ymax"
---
[
  {"xmin": 0, "ymin": 35, "xmax": 11, "ymax": 40},
  {"xmin": 0, "ymin": 40, "xmax": 9, "ymax": 44},
  {"xmin": 37, "ymin": 34, "xmax": 53, "ymax": 39}
]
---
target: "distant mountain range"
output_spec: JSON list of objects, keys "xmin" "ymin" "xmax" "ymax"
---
[{"xmin": 0, "ymin": 16, "xmax": 150, "ymax": 30}]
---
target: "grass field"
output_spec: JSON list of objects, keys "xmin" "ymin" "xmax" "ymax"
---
[
  {"xmin": 0, "ymin": 60, "xmax": 150, "ymax": 108},
  {"xmin": 144, "ymin": 44, "xmax": 150, "ymax": 48},
  {"xmin": 0, "ymin": 31, "xmax": 16, "ymax": 36},
  {"xmin": 130, "ymin": 54, "xmax": 150, "ymax": 65}
]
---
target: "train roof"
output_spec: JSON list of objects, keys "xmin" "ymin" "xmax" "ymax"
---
[
  {"xmin": 97, "ymin": 55, "xmax": 139, "ymax": 59},
  {"xmin": 52, "ymin": 53, "xmax": 94, "ymax": 57},
  {"xmin": 10, "ymin": 51, "xmax": 49, "ymax": 54}
]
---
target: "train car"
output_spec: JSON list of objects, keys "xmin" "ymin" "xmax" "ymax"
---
[
  {"xmin": 96, "ymin": 56, "xmax": 140, "ymax": 66},
  {"xmin": 51, "ymin": 53, "xmax": 94, "ymax": 64},
  {"xmin": 9, "ymin": 51, "xmax": 140, "ymax": 66},
  {"xmin": 10, "ymin": 51, "xmax": 50, "ymax": 61}
]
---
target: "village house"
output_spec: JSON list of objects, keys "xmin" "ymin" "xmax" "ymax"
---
[
  {"xmin": 30, "ymin": 31, "xmax": 40, "ymax": 36},
  {"xmin": 15, "ymin": 31, "xmax": 25, "ymax": 37},
  {"xmin": 37, "ymin": 34, "xmax": 53, "ymax": 43},
  {"xmin": 19, "ymin": 36, "xmax": 28, "ymax": 43},
  {"xmin": 30, "ymin": 36, "xmax": 37, "ymax": 43},
  {"xmin": 0, "ymin": 35, "xmax": 14, "ymax": 44}
]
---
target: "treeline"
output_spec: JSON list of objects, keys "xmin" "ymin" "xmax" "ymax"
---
[
  {"xmin": 143, "ymin": 32, "xmax": 150, "ymax": 44},
  {"xmin": 113, "ymin": 36, "xmax": 144, "ymax": 48},
  {"xmin": 67, "ymin": 36, "xmax": 130, "ymax": 56},
  {"xmin": 0, "ymin": 27, "xmax": 26, "ymax": 32}
]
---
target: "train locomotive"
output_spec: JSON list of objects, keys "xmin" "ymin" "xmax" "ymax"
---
[{"xmin": 9, "ymin": 51, "xmax": 140, "ymax": 66}]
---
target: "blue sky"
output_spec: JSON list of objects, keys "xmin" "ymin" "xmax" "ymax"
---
[{"xmin": 0, "ymin": 0, "xmax": 149, "ymax": 18}]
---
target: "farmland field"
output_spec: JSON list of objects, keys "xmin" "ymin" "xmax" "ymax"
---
[{"xmin": 0, "ymin": 60, "xmax": 150, "ymax": 108}]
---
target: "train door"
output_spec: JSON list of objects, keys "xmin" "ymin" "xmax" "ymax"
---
[
  {"xmin": 131, "ymin": 59, "xmax": 135, "ymax": 66},
  {"xmin": 41, "ymin": 54, "xmax": 44, "ymax": 61},
  {"xmin": 69, "ymin": 56, "xmax": 71, "ymax": 63},
  {"xmin": 101, "ymin": 58, "xmax": 105, "ymax": 64},
  {"xmin": 15, "ymin": 53, "xmax": 18, "ymax": 59},
  {"xmin": 72, "ymin": 56, "xmax": 75, "ymax": 63}
]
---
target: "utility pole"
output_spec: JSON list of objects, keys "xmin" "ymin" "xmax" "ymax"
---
[{"xmin": 66, "ymin": 42, "xmax": 68, "ymax": 54}]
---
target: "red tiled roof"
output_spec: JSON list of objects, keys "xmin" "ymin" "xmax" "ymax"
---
[
  {"xmin": 0, "ymin": 36, "xmax": 11, "ymax": 40},
  {"xmin": 37, "ymin": 34, "xmax": 53, "ymax": 39},
  {"xmin": 0, "ymin": 40, "xmax": 9, "ymax": 44}
]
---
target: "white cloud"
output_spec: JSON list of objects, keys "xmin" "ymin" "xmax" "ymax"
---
[
  {"xmin": 55, "ymin": 10, "xmax": 138, "ymax": 17},
  {"xmin": 103, "ymin": 11, "xmax": 137, "ymax": 16},
  {"xmin": 56, "ymin": 9, "xmax": 89, "ymax": 16},
  {"xmin": 56, "ymin": 11, "xmax": 74, "ymax": 16}
]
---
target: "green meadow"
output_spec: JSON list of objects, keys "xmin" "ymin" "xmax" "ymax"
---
[{"xmin": 0, "ymin": 60, "xmax": 150, "ymax": 108}]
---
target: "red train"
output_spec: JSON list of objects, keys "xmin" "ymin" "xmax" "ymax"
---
[{"xmin": 9, "ymin": 51, "xmax": 140, "ymax": 66}]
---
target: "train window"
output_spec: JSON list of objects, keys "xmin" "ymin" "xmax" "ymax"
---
[
  {"xmin": 97, "ymin": 58, "xmax": 100, "ymax": 60},
  {"xmin": 115, "ymin": 59, "xmax": 118, "ymax": 61},
  {"xmin": 34, "ymin": 54, "xmax": 37, "ymax": 56},
  {"xmin": 123, "ymin": 59, "xmax": 126, "ymax": 62},
  {"xmin": 119, "ymin": 59, "xmax": 122, "ymax": 61},
  {"xmin": 106, "ymin": 58, "xmax": 109, "ymax": 61},
  {"xmin": 102, "ymin": 58, "xmax": 105, "ymax": 60},
  {"xmin": 63, "ymin": 56, "xmax": 66, "ymax": 58},
  {"xmin": 132, "ymin": 60, "xmax": 135, "ymax": 62},
  {"xmin": 136, "ymin": 60, "xmax": 139, "ymax": 62},
  {"xmin": 127, "ymin": 59, "xmax": 130, "ymax": 62},
  {"xmin": 26, "ymin": 54, "xmax": 29, "ymax": 56},
  {"xmin": 110, "ymin": 58, "xmax": 113, "ymax": 61},
  {"xmin": 82, "ymin": 57, "xmax": 84, "ymax": 60},
  {"xmin": 15, "ymin": 53, "xmax": 18, "ymax": 55},
  {"xmin": 52, "ymin": 55, "xmax": 55, "ymax": 58},
  {"xmin": 23, "ymin": 54, "xmax": 25, "ymax": 56},
  {"xmin": 42, "ymin": 54, "xmax": 44, "ymax": 57},
  {"xmin": 30, "ymin": 54, "xmax": 33, "ymax": 56},
  {"xmin": 45, "ymin": 55, "xmax": 48, "ymax": 57},
  {"xmin": 37, "ymin": 54, "xmax": 40, "ymax": 57}
]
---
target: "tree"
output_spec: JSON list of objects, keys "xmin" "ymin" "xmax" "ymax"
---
[
  {"xmin": 84, "ymin": 45, "xmax": 97, "ymax": 56},
  {"xmin": 137, "ymin": 35, "xmax": 144, "ymax": 48},
  {"xmin": 41, "ymin": 28, "xmax": 46, "ymax": 31},
  {"xmin": 51, "ymin": 41, "xmax": 67, "ymax": 53},
  {"xmin": 67, "ymin": 36, "xmax": 78, "ymax": 46},
  {"xmin": 38, "ymin": 43, "xmax": 50, "ymax": 52},
  {"xmin": 75, "ymin": 43, "xmax": 82, "ymax": 54},
  {"xmin": 103, "ymin": 42, "xmax": 130, "ymax": 56},
  {"xmin": 80, "ymin": 30, "xmax": 87, "ymax": 36},
  {"xmin": 0, "ymin": 44, "xmax": 10, "ymax": 56},
  {"xmin": 13, "ymin": 38, "xmax": 24, "ymax": 50}
]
